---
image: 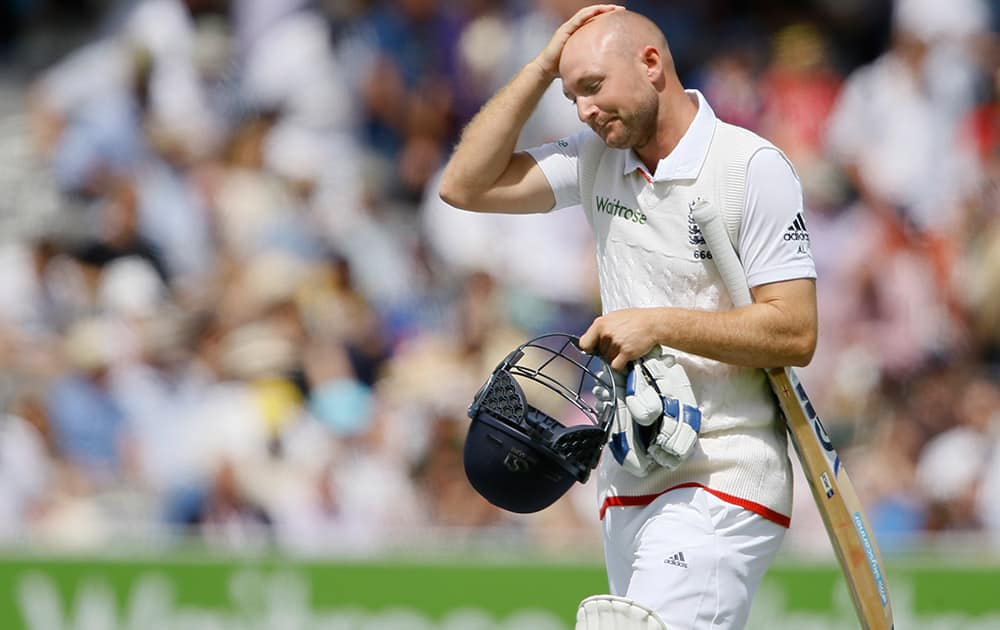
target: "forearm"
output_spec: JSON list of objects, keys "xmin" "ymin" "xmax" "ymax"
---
[
  {"xmin": 649, "ymin": 304, "xmax": 817, "ymax": 369},
  {"xmin": 582, "ymin": 287, "xmax": 818, "ymax": 371},
  {"xmin": 439, "ymin": 61, "xmax": 553, "ymax": 208}
]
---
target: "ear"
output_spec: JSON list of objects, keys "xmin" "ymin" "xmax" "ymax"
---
[{"xmin": 641, "ymin": 46, "xmax": 662, "ymax": 81}]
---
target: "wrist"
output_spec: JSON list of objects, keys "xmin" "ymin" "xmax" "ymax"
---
[
  {"xmin": 648, "ymin": 307, "xmax": 676, "ymax": 352},
  {"xmin": 528, "ymin": 58, "xmax": 558, "ymax": 83}
]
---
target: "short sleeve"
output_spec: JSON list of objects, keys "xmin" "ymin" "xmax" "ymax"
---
[
  {"xmin": 739, "ymin": 149, "xmax": 817, "ymax": 287},
  {"xmin": 524, "ymin": 131, "xmax": 586, "ymax": 210}
]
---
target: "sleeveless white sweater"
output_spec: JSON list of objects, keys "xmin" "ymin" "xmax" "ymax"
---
[{"xmin": 578, "ymin": 120, "xmax": 793, "ymax": 524}]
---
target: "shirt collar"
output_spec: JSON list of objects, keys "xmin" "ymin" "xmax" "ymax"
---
[{"xmin": 623, "ymin": 89, "xmax": 717, "ymax": 182}]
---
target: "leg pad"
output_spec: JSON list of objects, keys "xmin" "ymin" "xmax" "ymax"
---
[{"xmin": 575, "ymin": 595, "xmax": 668, "ymax": 630}]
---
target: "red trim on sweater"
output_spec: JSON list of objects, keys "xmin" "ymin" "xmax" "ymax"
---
[{"xmin": 599, "ymin": 482, "xmax": 791, "ymax": 528}]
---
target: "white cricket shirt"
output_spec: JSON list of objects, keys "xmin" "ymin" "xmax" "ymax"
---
[{"xmin": 525, "ymin": 90, "xmax": 816, "ymax": 525}]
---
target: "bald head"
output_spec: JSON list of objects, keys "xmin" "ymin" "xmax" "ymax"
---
[{"xmin": 561, "ymin": 9, "xmax": 673, "ymax": 76}]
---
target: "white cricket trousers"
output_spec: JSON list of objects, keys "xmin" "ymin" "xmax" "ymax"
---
[{"xmin": 602, "ymin": 486, "xmax": 786, "ymax": 629}]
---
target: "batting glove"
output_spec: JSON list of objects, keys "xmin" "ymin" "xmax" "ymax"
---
[
  {"xmin": 593, "ymin": 368, "xmax": 656, "ymax": 477},
  {"xmin": 625, "ymin": 348, "xmax": 702, "ymax": 471}
]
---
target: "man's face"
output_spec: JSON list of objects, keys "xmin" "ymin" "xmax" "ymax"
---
[{"xmin": 559, "ymin": 29, "xmax": 658, "ymax": 150}]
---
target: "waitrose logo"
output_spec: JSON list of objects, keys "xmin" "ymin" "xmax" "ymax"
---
[{"xmin": 596, "ymin": 195, "xmax": 647, "ymax": 224}]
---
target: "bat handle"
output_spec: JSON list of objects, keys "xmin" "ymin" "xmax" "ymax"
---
[{"xmin": 689, "ymin": 197, "xmax": 753, "ymax": 308}]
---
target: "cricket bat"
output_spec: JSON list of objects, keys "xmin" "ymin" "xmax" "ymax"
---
[{"xmin": 691, "ymin": 198, "xmax": 894, "ymax": 630}]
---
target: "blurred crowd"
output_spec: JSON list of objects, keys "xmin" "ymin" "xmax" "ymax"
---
[{"xmin": 1, "ymin": 0, "xmax": 999, "ymax": 557}]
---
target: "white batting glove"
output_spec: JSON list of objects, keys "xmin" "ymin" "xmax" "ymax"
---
[
  {"xmin": 625, "ymin": 348, "xmax": 702, "ymax": 471},
  {"xmin": 594, "ymin": 368, "xmax": 656, "ymax": 477}
]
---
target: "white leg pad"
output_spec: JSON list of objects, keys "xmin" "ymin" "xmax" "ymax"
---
[{"xmin": 575, "ymin": 595, "xmax": 668, "ymax": 630}]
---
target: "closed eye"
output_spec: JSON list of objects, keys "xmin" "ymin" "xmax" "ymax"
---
[{"xmin": 564, "ymin": 76, "xmax": 603, "ymax": 103}]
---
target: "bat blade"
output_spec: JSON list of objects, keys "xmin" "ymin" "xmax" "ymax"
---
[
  {"xmin": 690, "ymin": 198, "xmax": 893, "ymax": 629},
  {"xmin": 769, "ymin": 366, "xmax": 893, "ymax": 629}
]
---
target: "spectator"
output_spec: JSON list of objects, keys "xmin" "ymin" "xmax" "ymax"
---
[
  {"xmin": 917, "ymin": 373, "xmax": 1000, "ymax": 532},
  {"xmin": 182, "ymin": 459, "xmax": 274, "ymax": 549},
  {"xmin": 0, "ymin": 390, "xmax": 56, "ymax": 541},
  {"xmin": 758, "ymin": 23, "xmax": 844, "ymax": 211},
  {"xmin": 44, "ymin": 317, "xmax": 129, "ymax": 485},
  {"xmin": 358, "ymin": 0, "xmax": 466, "ymax": 198},
  {"xmin": 825, "ymin": 0, "xmax": 987, "ymax": 325}
]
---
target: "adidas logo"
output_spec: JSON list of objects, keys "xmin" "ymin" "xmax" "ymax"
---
[
  {"xmin": 783, "ymin": 212, "xmax": 810, "ymax": 242},
  {"xmin": 664, "ymin": 552, "xmax": 688, "ymax": 568}
]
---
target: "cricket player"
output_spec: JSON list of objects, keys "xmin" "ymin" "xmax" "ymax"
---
[{"xmin": 440, "ymin": 5, "xmax": 817, "ymax": 628}]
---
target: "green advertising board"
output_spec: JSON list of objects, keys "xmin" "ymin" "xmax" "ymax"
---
[{"xmin": 1, "ymin": 552, "xmax": 999, "ymax": 629}]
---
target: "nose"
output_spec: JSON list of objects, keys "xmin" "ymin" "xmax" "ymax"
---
[{"xmin": 576, "ymin": 97, "xmax": 599, "ymax": 124}]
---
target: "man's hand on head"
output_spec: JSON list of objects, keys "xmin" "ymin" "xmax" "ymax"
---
[{"xmin": 533, "ymin": 4, "xmax": 625, "ymax": 80}]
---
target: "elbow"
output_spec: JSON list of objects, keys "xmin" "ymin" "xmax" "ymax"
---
[
  {"xmin": 439, "ymin": 187, "xmax": 490, "ymax": 213},
  {"xmin": 788, "ymin": 328, "xmax": 817, "ymax": 367},
  {"xmin": 437, "ymin": 171, "xmax": 460, "ymax": 207},
  {"xmin": 438, "ymin": 168, "xmax": 477, "ymax": 210},
  {"xmin": 438, "ymin": 183, "xmax": 468, "ymax": 210}
]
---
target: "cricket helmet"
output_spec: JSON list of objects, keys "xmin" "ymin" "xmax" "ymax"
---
[{"xmin": 464, "ymin": 333, "xmax": 615, "ymax": 513}]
